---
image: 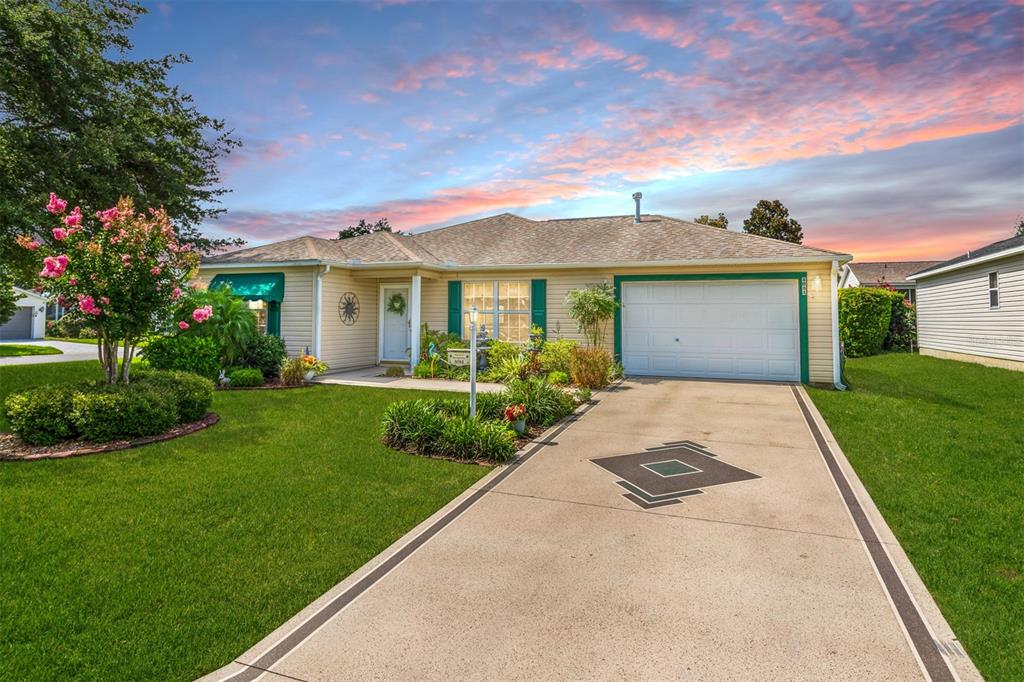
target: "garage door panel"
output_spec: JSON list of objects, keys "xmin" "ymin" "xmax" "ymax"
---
[{"xmin": 621, "ymin": 280, "xmax": 800, "ymax": 382}]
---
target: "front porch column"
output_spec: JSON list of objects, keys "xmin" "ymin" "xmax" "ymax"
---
[{"xmin": 409, "ymin": 273, "xmax": 422, "ymax": 369}]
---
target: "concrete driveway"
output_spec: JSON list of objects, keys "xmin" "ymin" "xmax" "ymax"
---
[
  {"xmin": 0, "ymin": 339, "xmax": 98, "ymax": 366},
  {"xmin": 206, "ymin": 379, "xmax": 978, "ymax": 682}
]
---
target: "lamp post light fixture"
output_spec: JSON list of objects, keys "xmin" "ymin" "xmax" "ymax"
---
[{"xmin": 469, "ymin": 305, "xmax": 479, "ymax": 418}]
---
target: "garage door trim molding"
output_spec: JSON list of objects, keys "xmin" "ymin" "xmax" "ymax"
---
[{"xmin": 613, "ymin": 273, "xmax": 809, "ymax": 383}]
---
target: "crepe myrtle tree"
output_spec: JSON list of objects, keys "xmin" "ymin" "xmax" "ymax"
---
[{"xmin": 16, "ymin": 193, "xmax": 204, "ymax": 384}]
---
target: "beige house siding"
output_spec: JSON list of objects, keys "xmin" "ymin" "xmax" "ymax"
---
[
  {"xmin": 197, "ymin": 265, "xmax": 315, "ymax": 357},
  {"xmin": 320, "ymin": 269, "xmax": 379, "ymax": 370},
  {"xmin": 916, "ymin": 254, "xmax": 1024, "ymax": 364},
  {"xmin": 420, "ymin": 261, "xmax": 836, "ymax": 384}
]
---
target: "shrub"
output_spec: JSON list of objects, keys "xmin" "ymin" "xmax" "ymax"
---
[
  {"xmin": 3, "ymin": 386, "xmax": 79, "ymax": 445},
  {"xmin": 569, "ymin": 347, "xmax": 612, "ymax": 389},
  {"xmin": 484, "ymin": 340, "xmax": 521, "ymax": 369},
  {"xmin": 503, "ymin": 377, "xmax": 574, "ymax": 427},
  {"xmin": 566, "ymin": 283, "xmax": 619, "ymax": 348},
  {"xmin": 885, "ymin": 298, "xmax": 917, "ymax": 352},
  {"xmin": 48, "ymin": 312, "xmax": 96, "ymax": 339},
  {"xmin": 491, "ymin": 354, "xmax": 531, "ymax": 382},
  {"xmin": 412, "ymin": 362, "xmax": 433, "ymax": 379},
  {"xmin": 474, "ymin": 391, "xmax": 506, "ymax": 421},
  {"xmin": 838, "ymin": 288, "xmax": 904, "ymax": 357},
  {"xmin": 538, "ymin": 338, "xmax": 577, "ymax": 375},
  {"xmin": 547, "ymin": 370, "xmax": 569, "ymax": 386},
  {"xmin": 380, "ymin": 399, "xmax": 446, "ymax": 452},
  {"xmin": 384, "ymin": 365, "xmax": 406, "ymax": 377},
  {"xmin": 280, "ymin": 357, "xmax": 306, "ymax": 385},
  {"xmin": 174, "ymin": 285, "xmax": 257, "ymax": 366},
  {"xmin": 143, "ymin": 335, "xmax": 220, "ymax": 380},
  {"xmin": 607, "ymin": 361, "xmax": 624, "ymax": 383},
  {"xmin": 574, "ymin": 386, "xmax": 592, "ymax": 404},
  {"xmin": 439, "ymin": 417, "xmax": 517, "ymax": 462},
  {"xmin": 439, "ymin": 365, "xmax": 470, "ymax": 381},
  {"xmin": 239, "ymin": 334, "xmax": 287, "ymax": 379},
  {"xmin": 70, "ymin": 384, "xmax": 177, "ymax": 442},
  {"xmin": 135, "ymin": 369, "xmax": 214, "ymax": 422},
  {"xmin": 227, "ymin": 367, "xmax": 263, "ymax": 387}
]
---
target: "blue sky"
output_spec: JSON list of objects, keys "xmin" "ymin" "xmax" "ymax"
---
[{"xmin": 132, "ymin": 0, "xmax": 1023, "ymax": 259}]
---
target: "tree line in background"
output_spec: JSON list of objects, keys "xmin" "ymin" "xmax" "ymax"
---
[
  {"xmin": 0, "ymin": 0, "xmax": 240, "ymax": 323},
  {"xmin": 694, "ymin": 199, "xmax": 804, "ymax": 243}
]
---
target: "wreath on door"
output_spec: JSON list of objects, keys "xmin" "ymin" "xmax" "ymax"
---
[{"xmin": 386, "ymin": 292, "xmax": 407, "ymax": 316}]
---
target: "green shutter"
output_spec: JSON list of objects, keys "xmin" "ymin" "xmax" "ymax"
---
[
  {"xmin": 531, "ymin": 279, "xmax": 547, "ymax": 337},
  {"xmin": 267, "ymin": 301, "xmax": 281, "ymax": 337},
  {"xmin": 447, "ymin": 281, "xmax": 463, "ymax": 336}
]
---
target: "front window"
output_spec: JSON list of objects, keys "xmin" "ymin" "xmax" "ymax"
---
[
  {"xmin": 989, "ymin": 272, "xmax": 999, "ymax": 308},
  {"xmin": 248, "ymin": 299, "xmax": 268, "ymax": 334},
  {"xmin": 463, "ymin": 280, "xmax": 531, "ymax": 343}
]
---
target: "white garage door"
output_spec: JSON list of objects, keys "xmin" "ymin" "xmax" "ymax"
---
[{"xmin": 621, "ymin": 280, "xmax": 801, "ymax": 382}]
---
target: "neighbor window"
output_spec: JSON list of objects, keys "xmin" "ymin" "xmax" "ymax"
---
[
  {"xmin": 989, "ymin": 272, "xmax": 999, "ymax": 308},
  {"xmin": 248, "ymin": 299, "xmax": 268, "ymax": 334},
  {"xmin": 462, "ymin": 280, "xmax": 530, "ymax": 343}
]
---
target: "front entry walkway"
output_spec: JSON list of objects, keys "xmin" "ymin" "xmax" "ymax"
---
[{"xmin": 205, "ymin": 379, "xmax": 978, "ymax": 682}]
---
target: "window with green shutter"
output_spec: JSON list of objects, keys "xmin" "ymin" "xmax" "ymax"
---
[
  {"xmin": 447, "ymin": 281, "xmax": 462, "ymax": 336},
  {"xmin": 531, "ymin": 279, "xmax": 546, "ymax": 337}
]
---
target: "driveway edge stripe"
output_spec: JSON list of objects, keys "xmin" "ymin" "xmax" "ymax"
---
[
  {"xmin": 790, "ymin": 385, "xmax": 955, "ymax": 682},
  {"xmin": 215, "ymin": 395, "xmax": 604, "ymax": 682}
]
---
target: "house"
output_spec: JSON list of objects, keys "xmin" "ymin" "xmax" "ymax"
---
[
  {"xmin": 907, "ymin": 235, "xmax": 1023, "ymax": 371},
  {"xmin": 0, "ymin": 287, "xmax": 47, "ymax": 340},
  {"xmin": 839, "ymin": 261, "xmax": 941, "ymax": 303},
  {"xmin": 199, "ymin": 203, "xmax": 852, "ymax": 386}
]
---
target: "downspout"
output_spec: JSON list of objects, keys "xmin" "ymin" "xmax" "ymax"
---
[
  {"xmin": 313, "ymin": 264, "xmax": 331, "ymax": 358},
  {"xmin": 830, "ymin": 260, "xmax": 846, "ymax": 390}
]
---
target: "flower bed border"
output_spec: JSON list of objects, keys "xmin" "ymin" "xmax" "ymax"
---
[
  {"xmin": 0, "ymin": 413, "xmax": 220, "ymax": 462},
  {"xmin": 216, "ymin": 381, "xmax": 317, "ymax": 391}
]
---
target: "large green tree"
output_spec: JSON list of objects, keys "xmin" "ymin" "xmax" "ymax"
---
[
  {"xmin": 694, "ymin": 212, "xmax": 728, "ymax": 229},
  {"xmin": 1014, "ymin": 216, "xmax": 1023, "ymax": 237},
  {"xmin": 0, "ymin": 0, "xmax": 240, "ymax": 321},
  {"xmin": 337, "ymin": 217, "xmax": 402, "ymax": 240},
  {"xmin": 742, "ymin": 199, "xmax": 804, "ymax": 243}
]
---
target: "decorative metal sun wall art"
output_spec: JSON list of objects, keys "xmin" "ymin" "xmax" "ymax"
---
[{"xmin": 338, "ymin": 292, "xmax": 360, "ymax": 325}]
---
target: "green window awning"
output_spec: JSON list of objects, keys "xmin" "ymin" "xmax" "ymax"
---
[{"xmin": 209, "ymin": 273, "xmax": 285, "ymax": 303}]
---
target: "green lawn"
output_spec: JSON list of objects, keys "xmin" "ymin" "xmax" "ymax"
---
[
  {"xmin": 0, "ymin": 344, "xmax": 63, "ymax": 357},
  {"xmin": 44, "ymin": 336, "xmax": 98, "ymax": 345},
  {"xmin": 808, "ymin": 354, "xmax": 1023, "ymax": 681},
  {"xmin": 0, "ymin": 360, "xmax": 490, "ymax": 681}
]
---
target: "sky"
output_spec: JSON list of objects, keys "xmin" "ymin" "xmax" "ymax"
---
[{"xmin": 132, "ymin": 0, "xmax": 1024, "ymax": 261}]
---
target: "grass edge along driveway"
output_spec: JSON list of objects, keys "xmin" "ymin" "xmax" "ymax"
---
[
  {"xmin": 808, "ymin": 353, "xmax": 1023, "ymax": 682},
  {"xmin": 0, "ymin": 360, "xmax": 491, "ymax": 681},
  {"xmin": 0, "ymin": 344, "xmax": 63, "ymax": 357}
]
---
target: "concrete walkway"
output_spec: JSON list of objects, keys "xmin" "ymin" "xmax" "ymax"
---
[
  {"xmin": 0, "ymin": 339, "xmax": 98, "ymax": 366},
  {"xmin": 315, "ymin": 366, "xmax": 504, "ymax": 393},
  {"xmin": 205, "ymin": 378, "xmax": 978, "ymax": 682}
]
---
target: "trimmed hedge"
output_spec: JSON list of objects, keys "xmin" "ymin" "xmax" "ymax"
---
[
  {"xmin": 226, "ymin": 367, "xmax": 263, "ymax": 387},
  {"xmin": 3, "ymin": 370, "xmax": 214, "ymax": 445},
  {"xmin": 838, "ymin": 288, "xmax": 906, "ymax": 357},
  {"xmin": 142, "ymin": 335, "xmax": 220, "ymax": 380},
  {"xmin": 239, "ymin": 334, "xmax": 287, "ymax": 379}
]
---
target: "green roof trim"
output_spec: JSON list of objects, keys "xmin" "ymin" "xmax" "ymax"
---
[{"xmin": 209, "ymin": 272, "xmax": 285, "ymax": 303}]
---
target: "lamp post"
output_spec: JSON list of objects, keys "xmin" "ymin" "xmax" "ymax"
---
[{"xmin": 469, "ymin": 305, "xmax": 478, "ymax": 419}]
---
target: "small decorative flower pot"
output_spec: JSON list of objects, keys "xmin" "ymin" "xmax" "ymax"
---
[
  {"xmin": 511, "ymin": 419, "xmax": 527, "ymax": 436},
  {"xmin": 304, "ymin": 370, "xmax": 316, "ymax": 381}
]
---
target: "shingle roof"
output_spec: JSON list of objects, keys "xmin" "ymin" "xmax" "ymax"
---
[
  {"xmin": 910, "ymin": 235, "xmax": 1024, "ymax": 278},
  {"xmin": 846, "ymin": 261, "xmax": 943, "ymax": 286},
  {"xmin": 203, "ymin": 212, "xmax": 850, "ymax": 267}
]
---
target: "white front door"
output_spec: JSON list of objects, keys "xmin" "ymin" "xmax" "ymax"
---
[
  {"xmin": 621, "ymin": 280, "xmax": 801, "ymax": 382},
  {"xmin": 381, "ymin": 285, "xmax": 411, "ymax": 361}
]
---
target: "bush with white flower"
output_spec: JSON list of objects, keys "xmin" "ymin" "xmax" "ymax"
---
[{"xmin": 16, "ymin": 193, "xmax": 202, "ymax": 384}]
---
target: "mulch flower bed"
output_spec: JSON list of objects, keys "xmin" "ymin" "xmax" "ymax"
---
[{"xmin": 0, "ymin": 413, "xmax": 220, "ymax": 462}]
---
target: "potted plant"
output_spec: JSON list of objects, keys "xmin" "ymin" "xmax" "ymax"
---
[
  {"xmin": 504, "ymin": 403, "xmax": 527, "ymax": 436},
  {"xmin": 301, "ymin": 353, "xmax": 328, "ymax": 380}
]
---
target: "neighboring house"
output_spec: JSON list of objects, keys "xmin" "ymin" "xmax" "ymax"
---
[
  {"xmin": 200, "ymin": 206, "xmax": 852, "ymax": 385},
  {"xmin": 0, "ymin": 287, "xmax": 47, "ymax": 340},
  {"xmin": 907, "ymin": 235, "xmax": 1024, "ymax": 371},
  {"xmin": 839, "ymin": 261, "xmax": 942, "ymax": 303}
]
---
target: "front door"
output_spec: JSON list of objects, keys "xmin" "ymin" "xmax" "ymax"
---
[{"xmin": 381, "ymin": 285, "xmax": 411, "ymax": 361}]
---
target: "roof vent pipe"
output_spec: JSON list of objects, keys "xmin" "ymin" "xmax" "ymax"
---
[{"xmin": 632, "ymin": 192, "xmax": 642, "ymax": 223}]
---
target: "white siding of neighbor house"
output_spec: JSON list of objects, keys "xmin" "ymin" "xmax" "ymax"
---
[
  {"xmin": 320, "ymin": 269, "xmax": 379, "ymax": 370},
  {"xmin": 915, "ymin": 253, "xmax": 1024, "ymax": 363},
  {"xmin": 419, "ymin": 261, "xmax": 837, "ymax": 384},
  {"xmin": 197, "ymin": 266, "xmax": 315, "ymax": 358}
]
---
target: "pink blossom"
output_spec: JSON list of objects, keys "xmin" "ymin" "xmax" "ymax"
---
[
  {"xmin": 52, "ymin": 227, "xmax": 68, "ymax": 241},
  {"xmin": 68, "ymin": 278, "xmax": 78, "ymax": 286},
  {"xmin": 39, "ymin": 254, "xmax": 69, "ymax": 278},
  {"xmin": 95, "ymin": 206, "xmax": 120, "ymax": 225},
  {"xmin": 101, "ymin": 296, "xmax": 110, "ymax": 305},
  {"xmin": 191, "ymin": 305, "xmax": 213, "ymax": 323},
  {"xmin": 150, "ymin": 266, "xmax": 161, "ymax": 275},
  {"xmin": 171, "ymin": 286, "xmax": 182, "ymax": 301},
  {"xmin": 64, "ymin": 206, "xmax": 82, "ymax": 227},
  {"xmin": 178, "ymin": 321, "xmax": 190, "ymax": 330},
  {"xmin": 78, "ymin": 295, "xmax": 102, "ymax": 316},
  {"xmin": 27, "ymin": 240, "xmax": 40, "ymax": 251},
  {"xmin": 122, "ymin": 254, "xmax": 132, "ymax": 264},
  {"xmin": 46, "ymin": 193, "xmax": 67, "ymax": 214}
]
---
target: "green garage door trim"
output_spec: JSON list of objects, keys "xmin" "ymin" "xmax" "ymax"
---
[
  {"xmin": 447, "ymin": 281, "xmax": 463, "ymax": 336},
  {"xmin": 613, "ymin": 273, "xmax": 809, "ymax": 384},
  {"xmin": 210, "ymin": 272, "xmax": 285, "ymax": 338},
  {"xmin": 531, "ymin": 279, "xmax": 547, "ymax": 337}
]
